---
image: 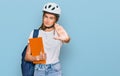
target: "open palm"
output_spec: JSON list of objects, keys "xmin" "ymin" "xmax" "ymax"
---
[{"xmin": 54, "ymin": 23, "xmax": 69, "ymax": 41}]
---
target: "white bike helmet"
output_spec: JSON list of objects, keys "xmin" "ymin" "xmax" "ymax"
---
[{"xmin": 43, "ymin": 2, "xmax": 61, "ymax": 15}]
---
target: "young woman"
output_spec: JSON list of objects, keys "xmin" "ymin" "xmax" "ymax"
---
[{"xmin": 25, "ymin": 2, "xmax": 70, "ymax": 76}]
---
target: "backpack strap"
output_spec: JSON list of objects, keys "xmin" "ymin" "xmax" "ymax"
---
[{"xmin": 33, "ymin": 29, "xmax": 39, "ymax": 38}]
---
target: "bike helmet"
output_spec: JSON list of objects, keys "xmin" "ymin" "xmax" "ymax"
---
[{"xmin": 43, "ymin": 2, "xmax": 61, "ymax": 15}]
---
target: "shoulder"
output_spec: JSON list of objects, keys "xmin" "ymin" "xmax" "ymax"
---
[
  {"xmin": 31, "ymin": 29, "xmax": 41, "ymax": 34},
  {"xmin": 29, "ymin": 29, "xmax": 40, "ymax": 38}
]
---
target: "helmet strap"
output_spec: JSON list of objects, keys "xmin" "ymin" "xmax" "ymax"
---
[{"xmin": 44, "ymin": 24, "xmax": 54, "ymax": 29}]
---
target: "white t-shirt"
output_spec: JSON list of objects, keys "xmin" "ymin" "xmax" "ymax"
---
[{"xmin": 28, "ymin": 29, "xmax": 62, "ymax": 64}]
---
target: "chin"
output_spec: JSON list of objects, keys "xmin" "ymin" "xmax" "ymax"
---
[
  {"xmin": 44, "ymin": 24, "xmax": 52, "ymax": 27},
  {"xmin": 45, "ymin": 25, "xmax": 51, "ymax": 27}
]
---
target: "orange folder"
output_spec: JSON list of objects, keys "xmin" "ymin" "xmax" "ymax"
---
[{"xmin": 29, "ymin": 37, "xmax": 46, "ymax": 64}]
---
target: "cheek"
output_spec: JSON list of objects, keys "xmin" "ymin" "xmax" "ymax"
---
[
  {"xmin": 43, "ymin": 17, "xmax": 56, "ymax": 25},
  {"xmin": 43, "ymin": 18, "xmax": 47, "ymax": 22},
  {"xmin": 50, "ymin": 20, "xmax": 54, "ymax": 24},
  {"xmin": 50, "ymin": 19, "xmax": 56, "ymax": 24}
]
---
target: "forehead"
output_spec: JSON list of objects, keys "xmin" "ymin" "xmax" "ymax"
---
[{"xmin": 44, "ymin": 13, "xmax": 56, "ymax": 17}]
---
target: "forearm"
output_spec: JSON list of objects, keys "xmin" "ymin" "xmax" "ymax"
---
[
  {"xmin": 62, "ymin": 36, "xmax": 70, "ymax": 43},
  {"xmin": 24, "ymin": 44, "xmax": 38, "ymax": 62},
  {"xmin": 25, "ymin": 54, "xmax": 36, "ymax": 62}
]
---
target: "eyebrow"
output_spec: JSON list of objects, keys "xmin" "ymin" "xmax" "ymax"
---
[{"xmin": 44, "ymin": 14, "xmax": 55, "ymax": 18}]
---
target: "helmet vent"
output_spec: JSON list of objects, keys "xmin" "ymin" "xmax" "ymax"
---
[
  {"xmin": 43, "ymin": 2, "xmax": 61, "ymax": 15},
  {"xmin": 51, "ymin": 7, "xmax": 55, "ymax": 10},
  {"xmin": 45, "ymin": 6, "xmax": 47, "ymax": 9},
  {"xmin": 48, "ymin": 5, "xmax": 51, "ymax": 8}
]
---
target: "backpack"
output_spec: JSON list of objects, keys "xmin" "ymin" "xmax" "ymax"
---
[{"xmin": 21, "ymin": 29, "xmax": 39, "ymax": 76}]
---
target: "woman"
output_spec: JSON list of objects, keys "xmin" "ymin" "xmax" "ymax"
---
[{"xmin": 25, "ymin": 2, "xmax": 70, "ymax": 76}]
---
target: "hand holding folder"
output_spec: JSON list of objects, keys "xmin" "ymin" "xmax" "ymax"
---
[{"xmin": 29, "ymin": 37, "xmax": 46, "ymax": 64}]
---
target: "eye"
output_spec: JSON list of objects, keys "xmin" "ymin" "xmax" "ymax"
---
[
  {"xmin": 44, "ymin": 15, "xmax": 48, "ymax": 18},
  {"xmin": 50, "ymin": 17, "xmax": 54, "ymax": 20}
]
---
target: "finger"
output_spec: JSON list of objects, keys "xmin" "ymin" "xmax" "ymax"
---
[
  {"xmin": 39, "ymin": 52, "xmax": 43, "ymax": 60},
  {"xmin": 54, "ymin": 23, "xmax": 59, "ymax": 28},
  {"xmin": 44, "ymin": 53, "xmax": 47, "ymax": 59},
  {"xmin": 54, "ymin": 36, "xmax": 61, "ymax": 40},
  {"xmin": 36, "ymin": 56, "xmax": 40, "ymax": 61},
  {"xmin": 43, "ymin": 53, "xmax": 47, "ymax": 60},
  {"xmin": 55, "ymin": 24, "xmax": 61, "ymax": 31}
]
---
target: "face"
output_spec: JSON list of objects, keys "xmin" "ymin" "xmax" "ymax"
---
[{"xmin": 43, "ymin": 13, "xmax": 56, "ymax": 27}]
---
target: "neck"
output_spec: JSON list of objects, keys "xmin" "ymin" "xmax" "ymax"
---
[{"xmin": 44, "ymin": 27, "xmax": 54, "ymax": 32}]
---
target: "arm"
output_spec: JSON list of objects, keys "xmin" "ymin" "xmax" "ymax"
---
[
  {"xmin": 25, "ymin": 44, "xmax": 46, "ymax": 62},
  {"xmin": 54, "ymin": 23, "xmax": 70, "ymax": 43},
  {"xmin": 62, "ymin": 36, "xmax": 70, "ymax": 43},
  {"xmin": 25, "ymin": 44, "xmax": 37, "ymax": 62}
]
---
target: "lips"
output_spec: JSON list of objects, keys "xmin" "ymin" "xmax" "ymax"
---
[{"xmin": 44, "ymin": 23, "xmax": 50, "ymax": 26}]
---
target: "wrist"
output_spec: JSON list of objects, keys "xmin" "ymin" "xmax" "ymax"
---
[{"xmin": 33, "ymin": 56, "xmax": 39, "ymax": 61}]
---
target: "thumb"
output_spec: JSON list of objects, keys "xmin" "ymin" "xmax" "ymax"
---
[{"xmin": 39, "ymin": 52, "xmax": 43, "ymax": 59}]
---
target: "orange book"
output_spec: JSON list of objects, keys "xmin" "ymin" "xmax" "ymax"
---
[{"xmin": 29, "ymin": 37, "xmax": 46, "ymax": 64}]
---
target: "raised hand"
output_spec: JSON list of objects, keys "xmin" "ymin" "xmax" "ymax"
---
[{"xmin": 54, "ymin": 23, "xmax": 70, "ymax": 43}]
